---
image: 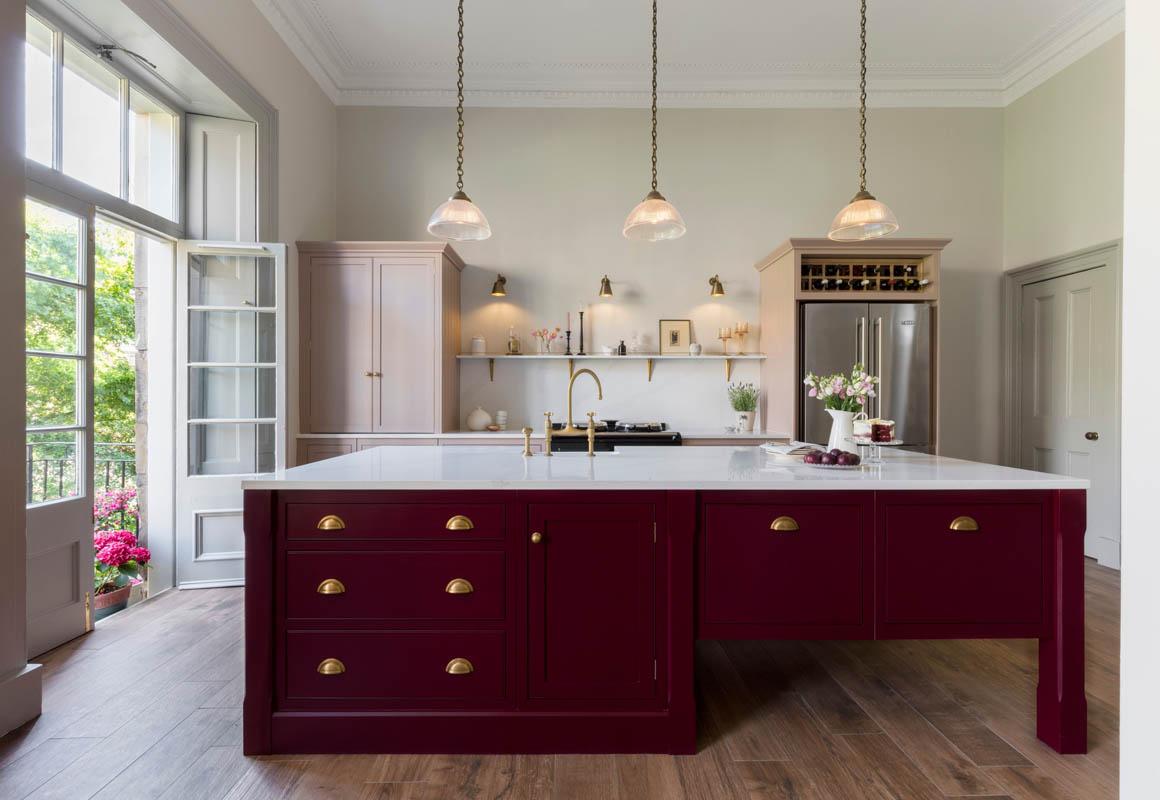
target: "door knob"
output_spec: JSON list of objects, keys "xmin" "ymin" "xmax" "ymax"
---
[
  {"xmin": 1085, "ymin": 431, "xmax": 1099, "ymax": 441},
  {"xmin": 530, "ymin": 532, "xmax": 543, "ymax": 544}
]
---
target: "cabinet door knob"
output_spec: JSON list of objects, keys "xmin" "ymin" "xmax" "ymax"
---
[
  {"xmin": 1085, "ymin": 431, "xmax": 1099, "ymax": 441},
  {"xmin": 445, "ymin": 658, "xmax": 474, "ymax": 675},
  {"xmin": 364, "ymin": 371, "xmax": 374, "ymax": 377},
  {"xmin": 316, "ymin": 578, "xmax": 346, "ymax": 595},
  {"xmin": 949, "ymin": 515, "xmax": 980, "ymax": 532},
  {"xmin": 316, "ymin": 514, "xmax": 345, "ymax": 531},
  {"xmin": 770, "ymin": 516, "xmax": 799, "ymax": 532},
  {"xmin": 317, "ymin": 658, "xmax": 345, "ymax": 675},
  {"xmin": 444, "ymin": 578, "xmax": 474, "ymax": 594},
  {"xmin": 445, "ymin": 515, "xmax": 474, "ymax": 531},
  {"xmin": 530, "ymin": 532, "xmax": 543, "ymax": 544}
]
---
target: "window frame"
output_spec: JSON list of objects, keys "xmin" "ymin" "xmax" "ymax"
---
[{"xmin": 25, "ymin": 6, "xmax": 184, "ymax": 238}]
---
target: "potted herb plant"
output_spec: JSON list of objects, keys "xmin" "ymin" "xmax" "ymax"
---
[
  {"xmin": 803, "ymin": 363, "xmax": 878, "ymax": 451},
  {"xmin": 727, "ymin": 382, "xmax": 759, "ymax": 432}
]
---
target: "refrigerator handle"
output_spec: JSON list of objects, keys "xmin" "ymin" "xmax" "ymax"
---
[
  {"xmin": 857, "ymin": 316, "xmax": 867, "ymax": 366},
  {"xmin": 874, "ymin": 316, "xmax": 884, "ymax": 419}
]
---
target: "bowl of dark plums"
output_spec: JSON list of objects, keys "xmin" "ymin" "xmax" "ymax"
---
[{"xmin": 801, "ymin": 447, "xmax": 862, "ymax": 468}]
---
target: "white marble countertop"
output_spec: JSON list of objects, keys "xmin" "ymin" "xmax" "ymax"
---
[
  {"xmin": 296, "ymin": 430, "xmax": 791, "ymax": 441},
  {"xmin": 244, "ymin": 445, "xmax": 1088, "ymax": 491}
]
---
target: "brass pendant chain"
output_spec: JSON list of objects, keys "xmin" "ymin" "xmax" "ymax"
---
[
  {"xmin": 650, "ymin": 0, "xmax": 658, "ymax": 192},
  {"xmin": 455, "ymin": 0, "xmax": 466, "ymax": 193},
  {"xmin": 858, "ymin": 0, "xmax": 868, "ymax": 193}
]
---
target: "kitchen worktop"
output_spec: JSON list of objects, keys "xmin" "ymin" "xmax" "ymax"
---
[
  {"xmin": 296, "ymin": 429, "xmax": 791, "ymax": 440},
  {"xmin": 243, "ymin": 444, "xmax": 1088, "ymax": 491}
]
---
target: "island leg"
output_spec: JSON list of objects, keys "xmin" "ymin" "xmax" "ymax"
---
[{"xmin": 1036, "ymin": 489, "xmax": 1087, "ymax": 753}]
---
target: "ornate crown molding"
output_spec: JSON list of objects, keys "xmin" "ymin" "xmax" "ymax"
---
[{"xmin": 254, "ymin": 0, "xmax": 1124, "ymax": 109}]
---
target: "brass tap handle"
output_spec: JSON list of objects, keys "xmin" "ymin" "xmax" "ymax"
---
[
  {"xmin": 586, "ymin": 412, "xmax": 597, "ymax": 457},
  {"xmin": 543, "ymin": 412, "xmax": 553, "ymax": 457},
  {"xmin": 521, "ymin": 426, "xmax": 534, "ymax": 457}
]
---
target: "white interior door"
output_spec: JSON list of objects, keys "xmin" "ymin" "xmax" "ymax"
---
[
  {"xmin": 1020, "ymin": 265, "xmax": 1119, "ymax": 566},
  {"xmin": 25, "ymin": 193, "xmax": 95, "ymax": 656},
  {"xmin": 176, "ymin": 241, "xmax": 285, "ymax": 588}
]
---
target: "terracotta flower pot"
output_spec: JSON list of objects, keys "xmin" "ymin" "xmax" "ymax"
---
[{"xmin": 93, "ymin": 585, "xmax": 131, "ymax": 621}]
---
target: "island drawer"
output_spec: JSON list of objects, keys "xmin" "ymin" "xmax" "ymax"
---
[
  {"xmin": 285, "ymin": 502, "xmax": 505, "ymax": 541},
  {"xmin": 285, "ymin": 550, "xmax": 505, "ymax": 620},
  {"xmin": 700, "ymin": 499, "xmax": 866, "ymax": 629},
  {"xmin": 880, "ymin": 498, "xmax": 1044, "ymax": 626},
  {"xmin": 284, "ymin": 629, "xmax": 506, "ymax": 702}
]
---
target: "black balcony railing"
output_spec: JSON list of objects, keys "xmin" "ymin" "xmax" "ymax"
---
[{"xmin": 25, "ymin": 442, "xmax": 137, "ymax": 505}]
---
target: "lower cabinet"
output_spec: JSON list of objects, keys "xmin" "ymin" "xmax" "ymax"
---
[{"xmin": 526, "ymin": 499, "xmax": 659, "ymax": 703}]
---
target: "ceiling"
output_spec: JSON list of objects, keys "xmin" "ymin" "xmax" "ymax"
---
[{"xmin": 254, "ymin": 0, "xmax": 1124, "ymax": 108}]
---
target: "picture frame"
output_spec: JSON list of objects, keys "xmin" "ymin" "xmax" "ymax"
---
[{"xmin": 658, "ymin": 319, "xmax": 692, "ymax": 354}]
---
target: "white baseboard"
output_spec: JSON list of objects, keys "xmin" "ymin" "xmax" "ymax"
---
[
  {"xmin": 177, "ymin": 578, "xmax": 244, "ymax": 589},
  {"xmin": 0, "ymin": 663, "xmax": 43, "ymax": 737}
]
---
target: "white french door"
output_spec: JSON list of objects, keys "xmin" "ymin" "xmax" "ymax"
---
[
  {"xmin": 25, "ymin": 191, "xmax": 95, "ymax": 656},
  {"xmin": 175, "ymin": 241, "xmax": 286, "ymax": 588}
]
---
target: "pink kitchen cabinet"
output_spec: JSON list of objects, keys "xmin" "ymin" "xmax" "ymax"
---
[{"xmin": 298, "ymin": 242, "xmax": 463, "ymax": 435}]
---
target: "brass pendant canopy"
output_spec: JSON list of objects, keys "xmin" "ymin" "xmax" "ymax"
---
[
  {"xmin": 828, "ymin": 0, "xmax": 898, "ymax": 242},
  {"xmin": 427, "ymin": 0, "xmax": 491, "ymax": 241},
  {"xmin": 490, "ymin": 273, "xmax": 507, "ymax": 296},
  {"xmin": 599, "ymin": 275, "xmax": 613, "ymax": 297},
  {"xmin": 623, "ymin": 0, "xmax": 685, "ymax": 241}
]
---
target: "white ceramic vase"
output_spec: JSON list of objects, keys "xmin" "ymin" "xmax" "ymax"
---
[
  {"xmin": 735, "ymin": 411, "xmax": 755, "ymax": 432},
  {"xmin": 466, "ymin": 406, "xmax": 493, "ymax": 431},
  {"xmin": 826, "ymin": 409, "xmax": 858, "ymax": 452}
]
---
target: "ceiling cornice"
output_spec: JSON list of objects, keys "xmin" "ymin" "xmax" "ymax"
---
[{"xmin": 254, "ymin": 0, "xmax": 1125, "ymax": 109}]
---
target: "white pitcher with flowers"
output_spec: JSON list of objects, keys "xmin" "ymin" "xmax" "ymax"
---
[{"xmin": 803, "ymin": 364, "xmax": 878, "ymax": 452}]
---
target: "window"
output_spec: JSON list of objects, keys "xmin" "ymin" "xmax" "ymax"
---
[
  {"xmin": 24, "ymin": 11, "xmax": 179, "ymax": 222},
  {"xmin": 26, "ymin": 199, "xmax": 88, "ymax": 504}
]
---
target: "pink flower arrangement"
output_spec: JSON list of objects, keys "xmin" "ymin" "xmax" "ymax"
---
[
  {"xmin": 531, "ymin": 326, "xmax": 561, "ymax": 353},
  {"xmin": 94, "ymin": 487, "xmax": 139, "ymax": 534},
  {"xmin": 93, "ymin": 527, "xmax": 150, "ymax": 595},
  {"xmin": 803, "ymin": 363, "xmax": 879, "ymax": 412}
]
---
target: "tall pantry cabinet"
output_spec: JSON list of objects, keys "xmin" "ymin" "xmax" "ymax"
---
[{"xmin": 298, "ymin": 242, "xmax": 462, "ymax": 448}]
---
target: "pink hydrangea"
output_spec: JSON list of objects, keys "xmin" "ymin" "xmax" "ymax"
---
[
  {"xmin": 96, "ymin": 540, "xmax": 132, "ymax": 567},
  {"xmin": 128, "ymin": 546, "xmax": 151, "ymax": 565},
  {"xmin": 94, "ymin": 529, "xmax": 136, "ymax": 549}
]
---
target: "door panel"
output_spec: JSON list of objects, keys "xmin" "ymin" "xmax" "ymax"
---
[
  {"xmin": 307, "ymin": 258, "xmax": 374, "ymax": 432},
  {"xmin": 800, "ymin": 303, "xmax": 867, "ymax": 444},
  {"xmin": 177, "ymin": 242, "xmax": 286, "ymax": 588},
  {"xmin": 1020, "ymin": 266, "xmax": 1118, "ymax": 564},
  {"xmin": 871, "ymin": 304, "xmax": 932, "ymax": 449},
  {"xmin": 375, "ymin": 259, "xmax": 435, "ymax": 432},
  {"xmin": 527, "ymin": 502, "xmax": 656, "ymax": 702},
  {"xmin": 25, "ymin": 195, "xmax": 93, "ymax": 656}
]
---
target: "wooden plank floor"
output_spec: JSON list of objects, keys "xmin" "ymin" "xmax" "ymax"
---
[{"xmin": 0, "ymin": 560, "xmax": 1119, "ymax": 799}]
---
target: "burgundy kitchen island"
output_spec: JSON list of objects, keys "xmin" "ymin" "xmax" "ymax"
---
[{"xmin": 242, "ymin": 446, "xmax": 1088, "ymax": 756}]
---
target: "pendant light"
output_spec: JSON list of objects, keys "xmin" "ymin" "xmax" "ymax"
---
[
  {"xmin": 427, "ymin": 0, "xmax": 491, "ymax": 241},
  {"xmin": 623, "ymin": 0, "xmax": 686, "ymax": 241},
  {"xmin": 828, "ymin": 0, "xmax": 898, "ymax": 242}
]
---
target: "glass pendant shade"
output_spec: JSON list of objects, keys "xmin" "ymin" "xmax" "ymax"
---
[
  {"xmin": 622, "ymin": 191, "xmax": 687, "ymax": 241},
  {"xmin": 427, "ymin": 191, "xmax": 491, "ymax": 241},
  {"xmin": 827, "ymin": 190, "xmax": 899, "ymax": 242}
]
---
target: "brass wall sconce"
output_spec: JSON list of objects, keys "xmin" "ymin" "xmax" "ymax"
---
[
  {"xmin": 709, "ymin": 274, "xmax": 725, "ymax": 297},
  {"xmin": 490, "ymin": 274, "xmax": 507, "ymax": 297},
  {"xmin": 598, "ymin": 275, "xmax": 613, "ymax": 298}
]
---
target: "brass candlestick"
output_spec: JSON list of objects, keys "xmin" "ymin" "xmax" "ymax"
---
[
  {"xmin": 717, "ymin": 327, "xmax": 733, "ymax": 355},
  {"xmin": 733, "ymin": 321, "xmax": 750, "ymax": 354}
]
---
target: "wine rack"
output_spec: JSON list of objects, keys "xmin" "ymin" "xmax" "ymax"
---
[{"xmin": 798, "ymin": 257, "xmax": 930, "ymax": 295}]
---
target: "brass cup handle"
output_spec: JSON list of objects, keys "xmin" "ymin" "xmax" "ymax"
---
[
  {"xmin": 445, "ymin": 578, "xmax": 474, "ymax": 594},
  {"xmin": 445, "ymin": 658, "xmax": 474, "ymax": 675},
  {"xmin": 1085, "ymin": 431, "xmax": 1099, "ymax": 441},
  {"xmin": 316, "ymin": 578, "xmax": 346, "ymax": 595},
  {"xmin": 770, "ymin": 516, "xmax": 799, "ymax": 532},
  {"xmin": 317, "ymin": 658, "xmax": 345, "ymax": 675},
  {"xmin": 446, "ymin": 515, "xmax": 474, "ymax": 531},
  {"xmin": 949, "ymin": 515, "xmax": 980, "ymax": 532},
  {"xmin": 530, "ymin": 532, "xmax": 543, "ymax": 544},
  {"xmin": 316, "ymin": 514, "xmax": 345, "ymax": 531}
]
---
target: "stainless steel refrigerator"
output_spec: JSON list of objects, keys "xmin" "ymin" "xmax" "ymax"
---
[{"xmin": 800, "ymin": 303, "xmax": 934, "ymax": 452}]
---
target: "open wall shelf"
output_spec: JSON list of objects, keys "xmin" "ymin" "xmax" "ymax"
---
[{"xmin": 457, "ymin": 353, "xmax": 766, "ymax": 382}]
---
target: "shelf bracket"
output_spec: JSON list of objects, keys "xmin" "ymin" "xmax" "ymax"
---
[
  {"xmin": 725, "ymin": 358, "xmax": 734, "ymax": 382},
  {"xmin": 488, "ymin": 358, "xmax": 495, "ymax": 382},
  {"xmin": 646, "ymin": 358, "xmax": 654, "ymax": 382}
]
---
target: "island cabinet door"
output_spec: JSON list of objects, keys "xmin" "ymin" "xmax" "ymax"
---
[{"xmin": 526, "ymin": 499, "xmax": 659, "ymax": 704}]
